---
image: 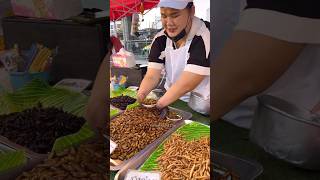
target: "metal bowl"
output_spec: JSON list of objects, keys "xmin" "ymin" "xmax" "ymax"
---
[
  {"xmin": 188, "ymin": 92, "xmax": 210, "ymax": 115},
  {"xmin": 141, "ymin": 98, "xmax": 158, "ymax": 108},
  {"xmin": 166, "ymin": 114, "xmax": 183, "ymax": 121},
  {"xmin": 250, "ymin": 94, "xmax": 320, "ymax": 170},
  {"xmin": 141, "ymin": 103, "xmax": 156, "ymax": 108}
]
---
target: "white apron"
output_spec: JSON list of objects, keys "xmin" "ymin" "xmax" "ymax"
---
[
  {"xmin": 223, "ymin": 45, "xmax": 320, "ymax": 129},
  {"xmin": 163, "ymin": 37, "xmax": 210, "ymax": 102}
]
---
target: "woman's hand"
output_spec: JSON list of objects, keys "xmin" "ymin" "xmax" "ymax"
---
[
  {"xmin": 137, "ymin": 68, "xmax": 162, "ymax": 102},
  {"xmin": 156, "ymin": 97, "xmax": 167, "ymax": 109},
  {"xmin": 137, "ymin": 90, "xmax": 147, "ymax": 103}
]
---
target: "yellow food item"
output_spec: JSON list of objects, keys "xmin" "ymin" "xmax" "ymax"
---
[
  {"xmin": 29, "ymin": 46, "xmax": 52, "ymax": 72},
  {"xmin": 158, "ymin": 134, "xmax": 210, "ymax": 180}
]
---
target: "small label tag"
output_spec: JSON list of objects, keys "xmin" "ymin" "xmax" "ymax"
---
[
  {"xmin": 110, "ymin": 139, "xmax": 117, "ymax": 154},
  {"xmin": 125, "ymin": 170, "xmax": 161, "ymax": 180}
]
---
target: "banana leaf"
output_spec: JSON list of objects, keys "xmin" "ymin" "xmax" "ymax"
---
[
  {"xmin": 140, "ymin": 121, "xmax": 210, "ymax": 171},
  {"xmin": 110, "ymin": 107, "xmax": 120, "ymax": 118},
  {"xmin": 0, "ymin": 150, "xmax": 26, "ymax": 173},
  {"xmin": 110, "ymin": 86, "xmax": 126, "ymax": 98},
  {"xmin": 52, "ymin": 123, "xmax": 95, "ymax": 153},
  {"xmin": 126, "ymin": 101, "xmax": 140, "ymax": 110},
  {"xmin": 0, "ymin": 79, "xmax": 52, "ymax": 115},
  {"xmin": 122, "ymin": 88, "xmax": 137, "ymax": 98},
  {"xmin": 110, "ymin": 87, "xmax": 137, "ymax": 98}
]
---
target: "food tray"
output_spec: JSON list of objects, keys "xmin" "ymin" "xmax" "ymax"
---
[
  {"xmin": 0, "ymin": 125, "xmax": 88, "ymax": 164},
  {"xmin": 114, "ymin": 120, "xmax": 208, "ymax": 179},
  {"xmin": 0, "ymin": 109, "xmax": 88, "ymax": 162},
  {"xmin": 114, "ymin": 149, "xmax": 263, "ymax": 180},
  {"xmin": 0, "ymin": 136, "xmax": 47, "ymax": 161},
  {"xmin": 114, "ymin": 120, "xmax": 263, "ymax": 180},
  {"xmin": 0, "ymin": 143, "xmax": 43, "ymax": 180},
  {"xmin": 110, "ymin": 107, "xmax": 192, "ymax": 171},
  {"xmin": 213, "ymin": 151, "xmax": 263, "ymax": 180}
]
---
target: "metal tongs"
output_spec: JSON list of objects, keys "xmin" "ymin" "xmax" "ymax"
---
[{"xmin": 159, "ymin": 106, "xmax": 169, "ymax": 119}]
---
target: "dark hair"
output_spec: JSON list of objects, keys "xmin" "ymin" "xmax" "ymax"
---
[{"xmin": 186, "ymin": 2, "xmax": 193, "ymax": 9}]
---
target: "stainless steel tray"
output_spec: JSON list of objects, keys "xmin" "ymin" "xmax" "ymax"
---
[
  {"xmin": 214, "ymin": 151, "xmax": 263, "ymax": 180},
  {"xmin": 114, "ymin": 143, "xmax": 263, "ymax": 180},
  {"xmin": 114, "ymin": 120, "xmax": 201, "ymax": 179},
  {"xmin": 0, "ymin": 143, "xmax": 43, "ymax": 180},
  {"xmin": 110, "ymin": 107, "xmax": 192, "ymax": 171},
  {"xmin": 0, "ymin": 135, "xmax": 48, "ymax": 161}
]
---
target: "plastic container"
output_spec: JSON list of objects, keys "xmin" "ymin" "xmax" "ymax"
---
[{"xmin": 9, "ymin": 71, "xmax": 49, "ymax": 90}]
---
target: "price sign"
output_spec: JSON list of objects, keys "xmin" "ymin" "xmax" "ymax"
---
[{"xmin": 125, "ymin": 170, "xmax": 161, "ymax": 180}]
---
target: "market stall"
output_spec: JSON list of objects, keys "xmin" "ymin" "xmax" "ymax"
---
[
  {"xmin": 110, "ymin": 0, "xmax": 268, "ymax": 179},
  {"xmin": 110, "ymin": 0, "xmax": 159, "ymax": 21},
  {"xmin": 108, "ymin": 85, "xmax": 264, "ymax": 179},
  {"xmin": 109, "ymin": 86, "xmax": 211, "ymax": 179}
]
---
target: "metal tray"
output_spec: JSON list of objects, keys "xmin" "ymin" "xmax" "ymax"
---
[
  {"xmin": 0, "ymin": 115, "xmax": 94, "ymax": 161},
  {"xmin": 114, "ymin": 142, "xmax": 263, "ymax": 180},
  {"xmin": 213, "ymin": 151, "xmax": 263, "ymax": 180},
  {"xmin": 0, "ymin": 143, "xmax": 43, "ymax": 180},
  {"xmin": 114, "ymin": 120, "xmax": 201, "ymax": 179},
  {"xmin": 0, "ymin": 135, "xmax": 48, "ymax": 161},
  {"xmin": 110, "ymin": 107, "xmax": 192, "ymax": 171}
]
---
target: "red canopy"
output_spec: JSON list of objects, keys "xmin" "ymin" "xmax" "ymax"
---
[{"xmin": 110, "ymin": 0, "xmax": 159, "ymax": 21}]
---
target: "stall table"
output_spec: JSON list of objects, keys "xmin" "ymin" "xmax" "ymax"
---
[
  {"xmin": 214, "ymin": 120, "xmax": 320, "ymax": 180},
  {"xmin": 110, "ymin": 100, "xmax": 210, "ymax": 179}
]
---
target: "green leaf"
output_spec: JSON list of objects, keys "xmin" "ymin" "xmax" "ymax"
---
[
  {"xmin": 52, "ymin": 123, "xmax": 95, "ymax": 153},
  {"xmin": 0, "ymin": 150, "xmax": 27, "ymax": 173},
  {"xmin": 140, "ymin": 121, "xmax": 210, "ymax": 171},
  {"xmin": 62, "ymin": 95, "xmax": 88, "ymax": 117},
  {"xmin": 110, "ymin": 89, "xmax": 123, "ymax": 98},
  {"xmin": 0, "ymin": 79, "xmax": 52, "ymax": 115},
  {"xmin": 122, "ymin": 89, "xmax": 137, "ymax": 98},
  {"xmin": 110, "ymin": 107, "xmax": 120, "ymax": 118},
  {"xmin": 126, "ymin": 101, "xmax": 140, "ymax": 110},
  {"xmin": 18, "ymin": 79, "xmax": 51, "ymax": 92},
  {"xmin": 110, "ymin": 87, "xmax": 137, "ymax": 98}
]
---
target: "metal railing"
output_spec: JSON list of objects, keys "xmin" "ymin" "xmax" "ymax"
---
[{"xmin": 124, "ymin": 39, "xmax": 152, "ymax": 62}]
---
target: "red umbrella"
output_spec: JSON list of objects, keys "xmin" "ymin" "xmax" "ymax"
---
[{"xmin": 110, "ymin": 0, "xmax": 159, "ymax": 21}]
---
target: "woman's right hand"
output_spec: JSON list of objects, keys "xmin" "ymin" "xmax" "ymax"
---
[{"xmin": 137, "ymin": 90, "xmax": 147, "ymax": 103}]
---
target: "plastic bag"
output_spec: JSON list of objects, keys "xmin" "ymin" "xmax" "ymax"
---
[{"xmin": 111, "ymin": 48, "xmax": 136, "ymax": 68}]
